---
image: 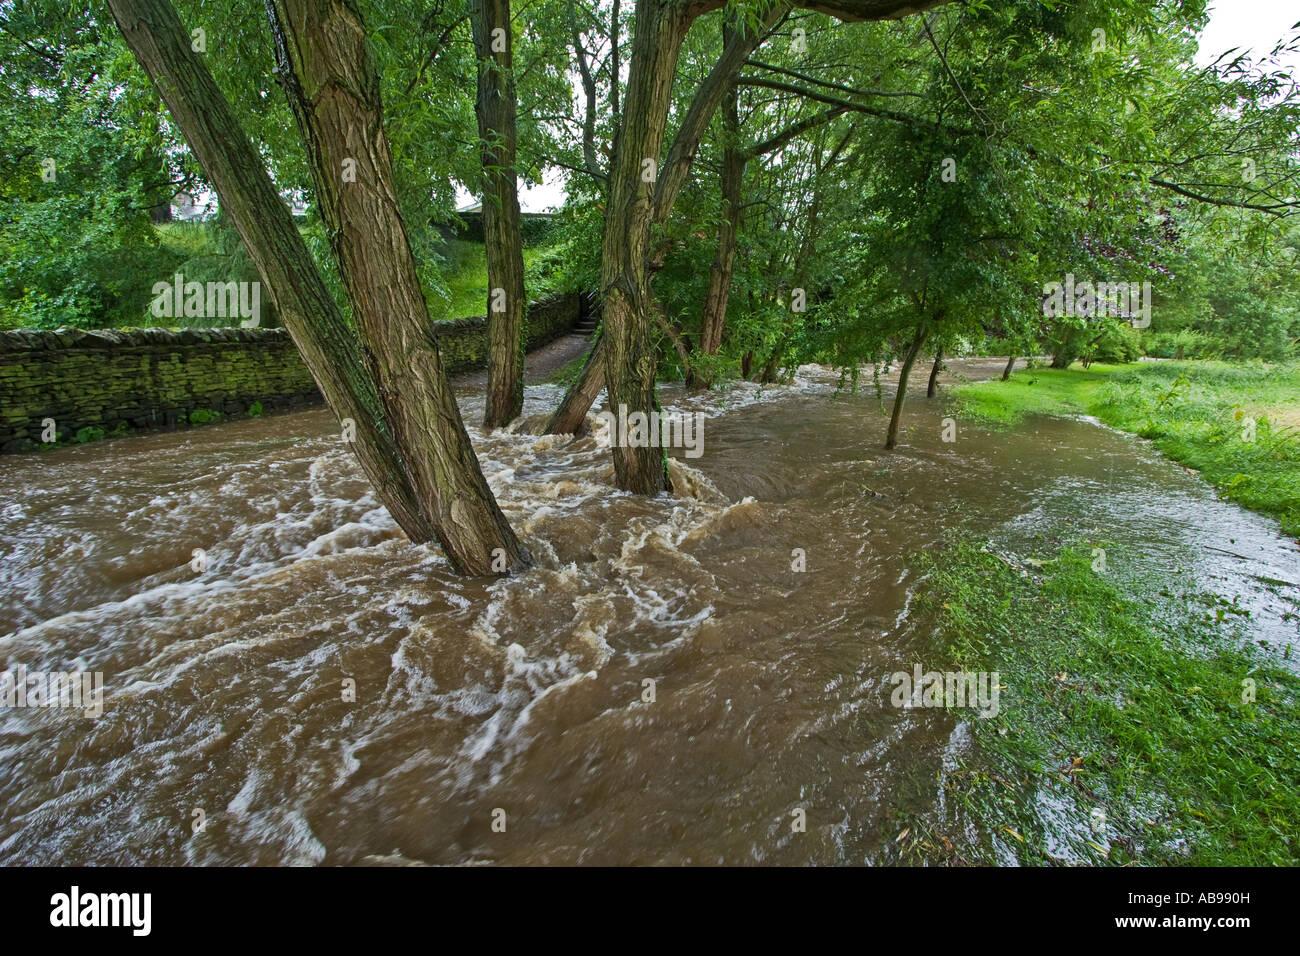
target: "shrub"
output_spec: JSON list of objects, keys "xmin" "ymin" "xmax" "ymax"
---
[{"xmin": 1086, "ymin": 322, "xmax": 1142, "ymax": 365}]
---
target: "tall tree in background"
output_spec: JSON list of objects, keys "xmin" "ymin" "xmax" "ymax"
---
[
  {"xmin": 545, "ymin": 0, "xmax": 951, "ymax": 492},
  {"xmin": 265, "ymin": 0, "xmax": 529, "ymax": 574},
  {"xmin": 691, "ymin": 78, "xmax": 742, "ymax": 387},
  {"xmin": 471, "ymin": 0, "xmax": 527, "ymax": 429}
]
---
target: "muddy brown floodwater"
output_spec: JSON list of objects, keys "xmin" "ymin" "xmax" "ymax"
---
[{"xmin": 1, "ymin": 358, "xmax": 1296, "ymax": 864}]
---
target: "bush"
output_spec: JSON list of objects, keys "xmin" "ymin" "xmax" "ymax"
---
[
  {"xmin": 1141, "ymin": 328, "xmax": 1221, "ymax": 360},
  {"xmin": 1085, "ymin": 322, "xmax": 1142, "ymax": 365}
]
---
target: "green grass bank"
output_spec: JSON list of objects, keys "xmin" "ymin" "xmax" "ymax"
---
[{"xmin": 955, "ymin": 361, "xmax": 1300, "ymax": 538}]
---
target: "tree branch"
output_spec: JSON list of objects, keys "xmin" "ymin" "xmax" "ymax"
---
[{"xmin": 651, "ymin": 2, "xmax": 789, "ymax": 224}]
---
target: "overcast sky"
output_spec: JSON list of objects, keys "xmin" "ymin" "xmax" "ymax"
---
[
  {"xmin": 1196, "ymin": 0, "xmax": 1300, "ymax": 72},
  {"xmin": 500, "ymin": 2, "xmax": 1300, "ymax": 214}
]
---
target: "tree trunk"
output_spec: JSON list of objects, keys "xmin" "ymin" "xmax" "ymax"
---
[
  {"xmin": 106, "ymin": 0, "xmax": 435, "ymax": 545},
  {"xmin": 926, "ymin": 348, "xmax": 942, "ymax": 398},
  {"xmin": 544, "ymin": 332, "xmax": 605, "ymax": 435},
  {"xmin": 1050, "ymin": 327, "xmax": 1080, "ymax": 369},
  {"xmin": 1002, "ymin": 354, "xmax": 1016, "ymax": 380},
  {"xmin": 886, "ymin": 325, "xmax": 929, "ymax": 450},
  {"xmin": 758, "ymin": 347, "xmax": 783, "ymax": 384},
  {"xmin": 594, "ymin": 1, "xmax": 784, "ymax": 491},
  {"xmin": 542, "ymin": 0, "xmax": 953, "ymax": 478},
  {"xmin": 740, "ymin": 349, "xmax": 754, "ymax": 380},
  {"xmin": 594, "ymin": 0, "xmax": 692, "ymax": 494},
  {"xmin": 697, "ymin": 81, "xmax": 743, "ymax": 379},
  {"xmin": 471, "ymin": 0, "xmax": 527, "ymax": 430},
  {"xmin": 267, "ymin": 0, "xmax": 528, "ymax": 575}
]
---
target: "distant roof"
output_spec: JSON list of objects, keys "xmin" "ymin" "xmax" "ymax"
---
[{"xmin": 456, "ymin": 199, "xmax": 558, "ymax": 216}]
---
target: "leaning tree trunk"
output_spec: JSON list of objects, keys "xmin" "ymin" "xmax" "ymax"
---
[
  {"xmin": 696, "ymin": 82, "xmax": 743, "ymax": 384},
  {"xmin": 544, "ymin": 332, "xmax": 606, "ymax": 435},
  {"xmin": 886, "ymin": 324, "xmax": 929, "ymax": 450},
  {"xmin": 926, "ymin": 348, "xmax": 943, "ymax": 398},
  {"xmin": 267, "ymin": 0, "xmax": 528, "ymax": 575},
  {"xmin": 1002, "ymin": 354, "xmax": 1017, "ymax": 380},
  {"xmin": 471, "ymin": 0, "xmax": 527, "ymax": 430},
  {"xmin": 106, "ymin": 0, "xmax": 435, "ymax": 545}
]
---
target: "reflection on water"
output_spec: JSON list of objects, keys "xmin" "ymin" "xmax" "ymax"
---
[{"xmin": 0, "ymin": 359, "xmax": 1295, "ymax": 864}]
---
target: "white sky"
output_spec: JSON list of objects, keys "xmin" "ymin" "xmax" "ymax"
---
[
  {"xmin": 454, "ymin": 168, "xmax": 565, "ymax": 215},
  {"xmin": 1195, "ymin": 0, "xmax": 1300, "ymax": 73}
]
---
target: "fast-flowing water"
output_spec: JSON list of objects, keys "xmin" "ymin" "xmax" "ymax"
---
[{"xmin": 1, "ymin": 358, "xmax": 1295, "ymax": 864}]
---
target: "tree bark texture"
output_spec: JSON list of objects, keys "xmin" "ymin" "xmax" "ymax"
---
[
  {"xmin": 471, "ymin": 0, "xmax": 527, "ymax": 429},
  {"xmin": 107, "ymin": 0, "xmax": 435, "ymax": 545},
  {"xmin": 266, "ymin": 0, "xmax": 528, "ymax": 574}
]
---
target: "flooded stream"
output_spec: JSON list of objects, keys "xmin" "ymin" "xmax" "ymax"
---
[{"xmin": 1, "ymin": 358, "xmax": 1296, "ymax": 864}]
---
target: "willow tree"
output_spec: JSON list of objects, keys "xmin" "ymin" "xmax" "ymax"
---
[
  {"xmin": 808, "ymin": 0, "xmax": 1299, "ymax": 448},
  {"xmin": 265, "ymin": 0, "xmax": 529, "ymax": 574},
  {"xmin": 544, "ymin": 0, "xmax": 951, "ymax": 492},
  {"xmin": 470, "ymin": 0, "xmax": 528, "ymax": 429},
  {"xmin": 110, "ymin": 0, "xmax": 528, "ymax": 574},
  {"xmin": 105, "ymin": 0, "xmax": 435, "ymax": 545}
]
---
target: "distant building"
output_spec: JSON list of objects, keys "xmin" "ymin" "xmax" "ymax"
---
[
  {"xmin": 443, "ymin": 199, "xmax": 558, "ymax": 243},
  {"xmin": 171, "ymin": 191, "xmax": 212, "ymax": 221},
  {"xmin": 171, "ymin": 189, "xmax": 307, "ymax": 222}
]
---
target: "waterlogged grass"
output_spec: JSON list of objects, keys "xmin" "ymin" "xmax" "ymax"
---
[
  {"xmin": 956, "ymin": 362, "xmax": 1300, "ymax": 537},
  {"xmin": 545, "ymin": 349, "xmax": 592, "ymax": 387},
  {"xmin": 904, "ymin": 540, "xmax": 1300, "ymax": 866}
]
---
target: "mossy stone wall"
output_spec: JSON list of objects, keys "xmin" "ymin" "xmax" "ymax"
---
[{"xmin": 0, "ymin": 293, "xmax": 580, "ymax": 452}]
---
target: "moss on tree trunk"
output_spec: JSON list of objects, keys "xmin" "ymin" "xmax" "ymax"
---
[
  {"xmin": 266, "ymin": 0, "xmax": 528, "ymax": 574},
  {"xmin": 106, "ymin": 0, "xmax": 436, "ymax": 545}
]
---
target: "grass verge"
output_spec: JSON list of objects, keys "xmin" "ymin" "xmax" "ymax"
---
[{"xmin": 902, "ymin": 539, "xmax": 1299, "ymax": 865}]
